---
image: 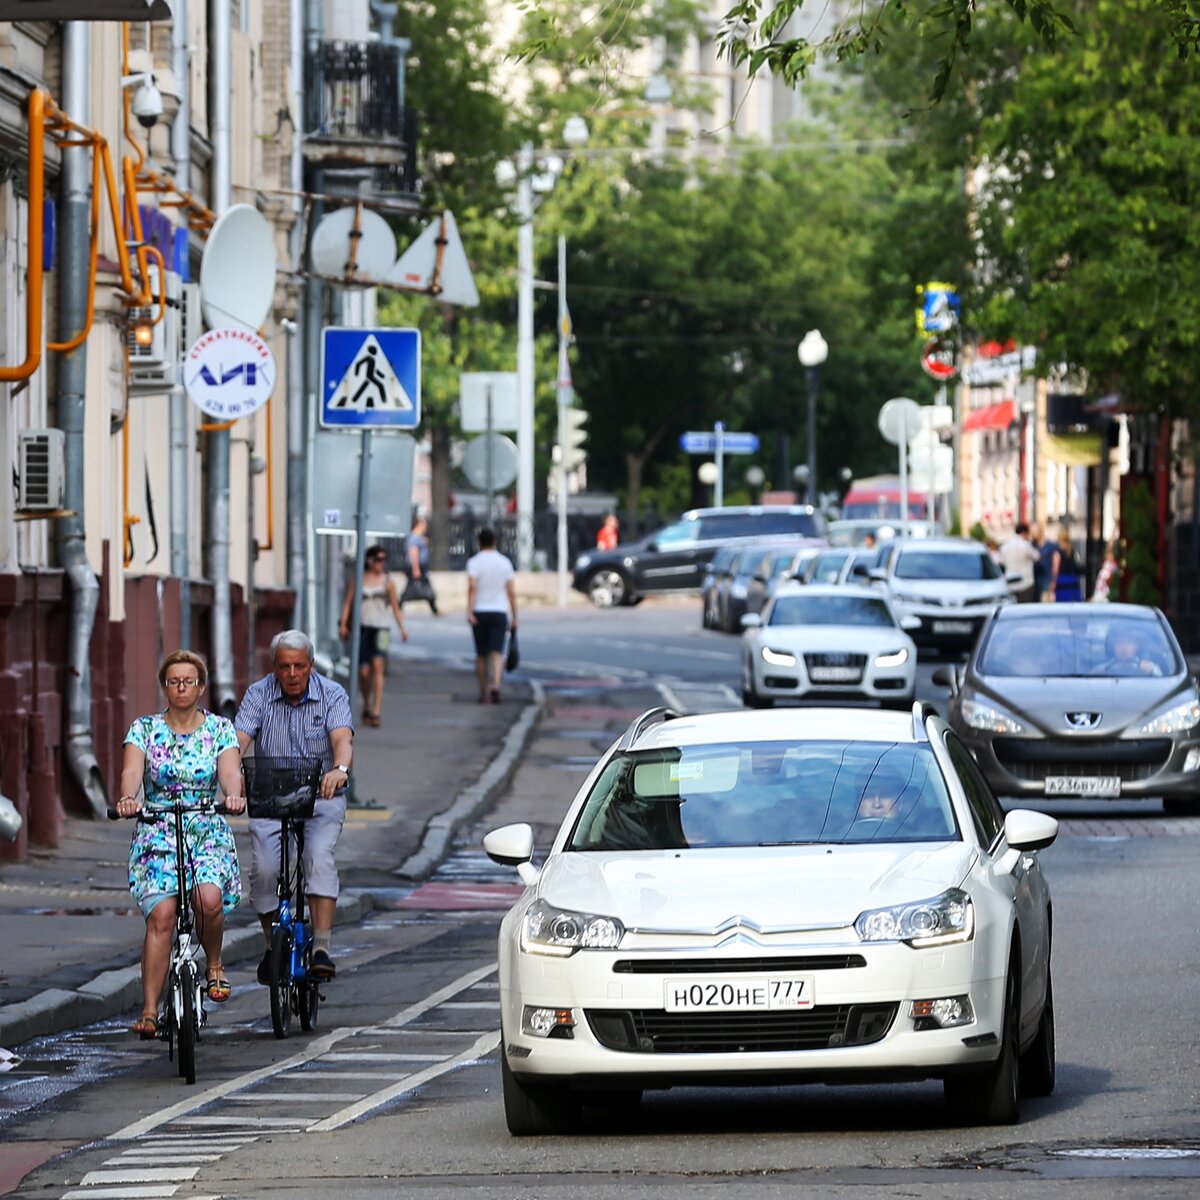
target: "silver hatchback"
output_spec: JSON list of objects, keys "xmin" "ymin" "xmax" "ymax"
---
[{"xmin": 939, "ymin": 604, "xmax": 1200, "ymax": 814}]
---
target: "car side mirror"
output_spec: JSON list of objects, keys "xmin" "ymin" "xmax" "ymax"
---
[
  {"xmin": 740, "ymin": 613, "xmax": 762, "ymax": 629},
  {"xmin": 931, "ymin": 665, "xmax": 958, "ymax": 692},
  {"xmin": 868, "ymin": 568, "xmax": 887, "ymax": 582},
  {"xmin": 483, "ymin": 823, "xmax": 540, "ymax": 886},
  {"xmin": 899, "ymin": 614, "xmax": 921, "ymax": 631},
  {"xmin": 1004, "ymin": 809, "xmax": 1059, "ymax": 855},
  {"xmin": 644, "ymin": 541, "xmax": 658, "ymax": 553}
]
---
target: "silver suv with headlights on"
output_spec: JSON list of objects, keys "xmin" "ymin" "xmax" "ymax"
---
[
  {"xmin": 873, "ymin": 538, "xmax": 1012, "ymax": 653},
  {"xmin": 937, "ymin": 603, "xmax": 1200, "ymax": 814}
]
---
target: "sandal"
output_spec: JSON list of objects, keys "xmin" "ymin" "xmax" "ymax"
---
[
  {"xmin": 132, "ymin": 1012, "xmax": 159, "ymax": 1039},
  {"xmin": 206, "ymin": 968, "xmax": 232, "ymax": 1004},
  {"xmin": 364, "ymin": 712, "xmax": 381, "ymax": 727}
]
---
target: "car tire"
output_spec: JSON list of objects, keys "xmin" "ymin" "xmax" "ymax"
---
[
  {"xmin": 500, "ymin": 1051, "xmax": 582, "ymax": 1136},
  {"xmin": 578, "ymin": 1088, "xmax": 643, "ymax": 1111},
  {"xmin": 1020, "ymin": 965, "xmax": 1056, "ymax": 1098},
  {"xmin": 586, "ymin": 569, "xmax": 629, "ymax": 608},
  {"xmin": 1163, "ymin": 797, "xmax": 1200, "ymax": 817},
  {"xmin": 944, "ymin": 964, "xmax": 1021, "ymax": 1126},
  {"xmin": 881, "ymin": 694, "xmax": 916, "ymax": 711},
  {"xmin": 742, "ymin": 683, "xmax": 773, "ymax": 709}
]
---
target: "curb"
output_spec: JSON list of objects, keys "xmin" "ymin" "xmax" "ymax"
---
[{"xmin": 0, "ymin": 685, "xmax": 544, "ymax": 1051}]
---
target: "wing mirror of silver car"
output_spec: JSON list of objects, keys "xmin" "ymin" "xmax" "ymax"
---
[
  {"xmin": 740, "ymin": 613, "xmax": 762, "ymax": 629},
  {"xmin": 484, "ymin": 822, "xmax": 540, "ymax": 886},
  {"xmin": 931, "ymin": 665, "xmax": 958, "ymax": 692}
]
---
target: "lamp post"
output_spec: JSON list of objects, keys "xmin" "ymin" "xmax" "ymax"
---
[{"xmin": 798, "ymin": 329, "xmax": 828, "ymax": 508}]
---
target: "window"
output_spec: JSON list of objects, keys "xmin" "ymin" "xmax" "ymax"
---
[
  {"xmin": 944, "ymin": 734, "xmax": 1004, "ymax": 849},
  {"xmin": 653, "ymin": 519, "xmax": 699, "ymax": 547},
  {"xmin": 895, "ymin": 549, "xmax": 1000, "ymax": 581}
]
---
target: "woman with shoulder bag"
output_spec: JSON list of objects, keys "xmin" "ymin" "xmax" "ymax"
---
[
  {"xmin": 339, "ymin": 545, "xmax": 408, "ymax": 727},
  {"xmin": 402, "ymin": 516, "xmax": 440, "ymax": 615}
]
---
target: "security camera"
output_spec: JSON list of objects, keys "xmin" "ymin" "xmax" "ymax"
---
[{"xmin": 132, "ymin": 79, "xmax": 164, "ymax": 129}]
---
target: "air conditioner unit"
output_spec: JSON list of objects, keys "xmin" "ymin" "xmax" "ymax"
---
[
  {"xmin": 127, "ymin": 266, "xmax": 181, "ymax": 390},
  {"xmin": 17, "ymin": 429, "xmax": 66, "ymax": 512}
]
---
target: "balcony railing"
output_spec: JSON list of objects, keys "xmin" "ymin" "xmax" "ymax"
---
[{"xmin": 305, "ymin": 40, "xmax": 405, "ymax": 148}]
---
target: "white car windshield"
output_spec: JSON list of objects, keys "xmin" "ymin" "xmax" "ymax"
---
[
  {"xmin": 569, "ymin": 741, "xmax": 958, "ymax": 850},
  {"xmin": 769, "ymin": 595, "xmax": 895, "ymax": 628},
  {"xmin": 895, "ymin": 550, "xmax": 1000, "ymax": 581}
]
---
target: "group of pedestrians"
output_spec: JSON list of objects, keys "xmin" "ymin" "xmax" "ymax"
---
[
  {"xmin": 997, "ymin": 521, "xmax": 1111, "ymax": 603},
  {"xmin": 116, "ymin": 631, "xmax": 353, "ymax": 1039}
]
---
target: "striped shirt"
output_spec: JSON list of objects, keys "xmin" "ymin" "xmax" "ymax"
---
[{"xmin": 234, "ymin": 670, "xmax": 353, "ymax": 772}]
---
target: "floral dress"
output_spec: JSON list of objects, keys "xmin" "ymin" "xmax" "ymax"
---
[{"xmin": 125, "ymin": 711, "xmax": 242, "ymax": 916}]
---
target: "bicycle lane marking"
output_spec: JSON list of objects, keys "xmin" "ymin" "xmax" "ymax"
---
[{"xmin": 108, "ymin": 961, "xmax": 497, "ymax": 1141}]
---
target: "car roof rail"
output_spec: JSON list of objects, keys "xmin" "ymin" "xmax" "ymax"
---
[
  {"xmin": 911, "ymin": 700, "xmax": 937, "ymax": 742},
  {"xmin": 617, "ymin": 707, "xmax": 681, "ymax": 750}
]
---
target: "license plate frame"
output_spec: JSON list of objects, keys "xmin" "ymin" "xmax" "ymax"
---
[
  {"xmin": 809, "ymin": 666, "xmax": 862, "ymax": 683},
  {"xmin": 663, "ymin": 974, "xmax": 816, "ymax": 1013},
  {"xmin": 932, "ymin": 619, "xmax": 974, "ymax": 635},
  {"xmin": 1044, "ymin": 775, "xmax": 1121, "ymax": 797}
]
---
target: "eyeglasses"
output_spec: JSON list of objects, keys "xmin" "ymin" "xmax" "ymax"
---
[{"xmin": 164, "ymin": 678, "xmax": 202, "ymax": 690}]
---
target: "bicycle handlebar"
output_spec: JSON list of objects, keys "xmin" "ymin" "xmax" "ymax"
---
[{"xmin": 107, "ymin": 800, "xmax": 236, "ymax": 821}]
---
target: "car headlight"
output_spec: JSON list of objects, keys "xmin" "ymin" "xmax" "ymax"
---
[
  {"xmin": 574, "ymin": 553, "xmax": 592, "ymax": 570},
  {"xmin": 521, "ymin": 899, "xmax": 624, "ymax": 957},
  {"xmin": 874, "ymin": 647, "xmax": 909, "ymax": 668},
  {"xmin": 961, "ymin": 697, "xmax": 1026, "ymax": 734},
  {"xmin": 762, "ymin": 646, "xmax": 797, "ymax": 666},
  {"xmin": 1138, "ymin": 695, "xmax": 1200, "ymax": 736},
  {"xmin": 855, "ymin": 888, "xmax": 974, "ymax": 947}
]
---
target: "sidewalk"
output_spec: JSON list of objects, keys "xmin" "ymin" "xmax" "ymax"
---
[{"xmin": 0, "ymin": 654, "xmax": 538, "ymax": 1049}]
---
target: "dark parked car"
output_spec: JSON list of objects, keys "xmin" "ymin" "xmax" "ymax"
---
[
  {"xmin": 742, "ymin": 542, "xmax": 823, "ymax": 624},
  {"xmin": 701, "ymin": 545, "xmax": 740, "ymax": 629},
  {"xmin": 572, "ymin": 505, "xmax": 826, "ymax": 607},
  {"xmin": 938, "ymin": 603, "xmax": 1200, "ymax": 814}
]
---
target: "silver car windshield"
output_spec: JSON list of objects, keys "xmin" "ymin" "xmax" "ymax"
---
[
  {"xmin": 895, "ymin": 550, "xmax": 1000, "ymax": 581},
  {"xmin": 769, "ymin": 595, "xmax": 895, "ymax": 627},
  {"xmin": 978, "ymin": 614, "xmax": 1179, "ymax": 678},
  {"xmin": 569, "ymin": 741, "xmax": 959, "ymax": 850}
]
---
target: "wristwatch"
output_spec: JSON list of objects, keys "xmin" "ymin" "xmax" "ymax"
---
[{"xmin": 334, "ymin": 763, "xmax": 349, "ymax": 776}]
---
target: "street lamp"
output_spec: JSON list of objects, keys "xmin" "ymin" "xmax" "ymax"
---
[
  {"xmin": 798, "ymin": 329, "xmax": 828, "ymax": 506},
  {"xmin": 792, "ymin": 463, "xmax": 810, "ymax": 503},
  {"xmin": 501, "ymin": 120, "xmax": 588, "ymax": 570}
]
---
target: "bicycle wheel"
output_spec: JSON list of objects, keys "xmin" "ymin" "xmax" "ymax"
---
[
  {"xmin": 176, "ymin": 960, "xmax": 198, "ymax": 1084},
  {"xmin": 298, "ymin": 943, "xmax": 320, "ymax": 1032},
  {"xmin": 269, "ymin": 924, "xmax": 294, "ymax": 1039}
]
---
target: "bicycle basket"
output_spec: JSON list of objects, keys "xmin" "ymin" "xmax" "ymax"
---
[{"xmin": 243, "ymin": 757, "xmax": 322, "ymax": 819}]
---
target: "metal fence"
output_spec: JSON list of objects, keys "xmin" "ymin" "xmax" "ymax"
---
[{"xmin": 305, "ymin": 41, "xmax": 404, "ymax": 142}]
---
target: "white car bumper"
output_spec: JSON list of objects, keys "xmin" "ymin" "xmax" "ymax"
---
[{"xmin": 747, "ymin": 651, "xmax": 916, "ymax": 703}]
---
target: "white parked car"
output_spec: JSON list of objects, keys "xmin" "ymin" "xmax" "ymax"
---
[
  {"xmin": 484, "ymin": 706, "xmax": 1058, "ymax": 1135},
  {"xmin": 741, "ymin": 583, "xmax": 918, "ymax": 708},
  {"xmin": 874, "ymin": 538, "xmax": 1014, "ymax": 653}
]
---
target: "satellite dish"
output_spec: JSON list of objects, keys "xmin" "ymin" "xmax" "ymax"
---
[
  {"xmin": 878, "ymin": 397, "xmax": 923, "ymax": 446},
  {"xmin": 310, "ymin": 207, "xmax": 398, "ymax": 283},
  {"xmin": 385, "ymin": 210, "xmax": 480, "ymax": 307},
  {"xmin": 200, "ymin": 204, "xmax": 278, "ymax": 333}
]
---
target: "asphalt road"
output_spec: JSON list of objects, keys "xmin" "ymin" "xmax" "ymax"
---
[{"xmin": 4, "ymin": 600, "xmax": 1198, "ymax": 1198}]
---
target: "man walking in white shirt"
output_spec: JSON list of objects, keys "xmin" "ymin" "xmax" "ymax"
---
[
  {"xmin": 998, "ymin": 522, "xmax": 1041, "ymax": 603},
  {"xmin": 466, "ymin": 528, "xmax": 518, "ymax": 704}
]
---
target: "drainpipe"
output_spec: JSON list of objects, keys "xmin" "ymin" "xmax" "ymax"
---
[
  {"xmin": 56, "ymin": 23, "xmax": 108, "ymax": 819},
  {"xmin": 286, "ymin": 0, "xmax": 306, "ymax": 624},
  {"xmin": 208, "ymin": 0, "xmax": 235, "ymax": 714},
  {"xmin": 170, "ymin": 0, "xmax": 191, "ymax": 647}
]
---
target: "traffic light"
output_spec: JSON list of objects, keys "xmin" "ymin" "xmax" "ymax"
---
[{"xmin": 559, "ymin": 406, "xmax": 589, "ymax": 472}]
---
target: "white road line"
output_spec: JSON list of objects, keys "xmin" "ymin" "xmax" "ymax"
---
[
  {"xmin": 657, "ymin": 682, "xmax": 686, "ymax": 712},
  {"xmin": 62, "ymin": 1190, "xmax": 180, "ymax": 1200},
  {"xmin": 227, "ymin": 1092, "xmax": 365, "ymax": 1103},
  {"xmin": 282, "ymin": 1070, "xmax": 398, "ymax": 1080},
  {"xmin": 81, "ymin": 1167, "xmax": 201, "ymax": 1184},
  {"xmin": 381, "ymin": 962, "xmax": 497, "ymax": 1027},
  {"xmin": 321, "ymin": 1052, "xmax": 446, "ymax": 1062},
  {"xmin": 172, "ymin": 1116, "xmax": 310, "ymax": 1128},
  {"xmin": 103, "ymin": 1155, "xmax": 221, "ymax": 1165},
  {"xmin": 437, "ymin": 1001, "xmax": 497, "ymax": 1009},
  {"xmin": 307, "ymin": 1030, "xmax": 500, "ymax": 1132}
]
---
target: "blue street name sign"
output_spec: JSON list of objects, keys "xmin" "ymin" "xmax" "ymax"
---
[
  {"xmin": 679, "ymin": 430, "xmax": 760, "ymax": 455},
  {"xmin": 321, "ymin": 327, "xmax": 421, "ymax": 429}
]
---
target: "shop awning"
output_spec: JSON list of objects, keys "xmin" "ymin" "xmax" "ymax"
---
[{"xmin": 962, "ymin": 399, "xmax": 1017, "ymax": 432}]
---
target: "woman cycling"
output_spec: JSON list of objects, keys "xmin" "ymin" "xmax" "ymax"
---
[{"xmin": 115, "ymin": 650, "xmax": 245, "ymax": 1038}]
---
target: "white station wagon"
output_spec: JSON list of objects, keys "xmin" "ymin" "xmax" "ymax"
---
[{"xmin": 485, "ymin": 705, "xmax": 1058, "ymax": 1135}]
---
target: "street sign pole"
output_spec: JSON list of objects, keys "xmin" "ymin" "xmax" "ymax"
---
[
  {"xmin": 346, "ymin": 428, "xmax": 373, "ymax": 804},
  {"xmin": 485, "ymin": 383, "xmax": 495, "ymax": 518},
  {"xmin": 556, "ymin": 235, "xmax": 571, "ymax": 609},
  {"xmin": 714, "ymin": 420, "xmax": 725, "ymax": 508},
  {"xmin": 899, "ymin": 429, "xmax": 909, "ymax": 527}
]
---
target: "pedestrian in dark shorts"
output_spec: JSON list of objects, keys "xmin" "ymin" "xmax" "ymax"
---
[{"xmin": 466, "ymin": 528, "xmax": 517, "ymax": 704}]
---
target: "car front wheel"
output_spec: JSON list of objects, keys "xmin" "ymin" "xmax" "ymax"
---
[
  {"xmin": 501, "ymin": 1052, "xmax": 581, "ymax": 1136},
  {"xmin": 1163, "ymin": 796, "xmax": 1200, "ymax": 816},
  {"xmin": 944, "ymin": 965, "xmax": 1021, "ymax": 1125},
  {"xmin": 1020, "ymin": 965, "xmax": 1056, "ymax": 1098},
  {"xmin": 587, "ymin": 568, "xmax": 629, "ymax": 608}
]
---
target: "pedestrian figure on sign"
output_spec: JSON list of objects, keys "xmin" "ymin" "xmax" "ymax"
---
[{"xmin": 350, "ymin": 345, "xmax": 388, "ymax": 409}]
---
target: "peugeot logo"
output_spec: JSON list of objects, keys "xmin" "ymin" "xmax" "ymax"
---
[{"xmin": 1065, "ymin": 711, "xmax": 1101, "ymax": 730}]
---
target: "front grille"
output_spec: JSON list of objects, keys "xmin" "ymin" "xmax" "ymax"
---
[
  {"xmin": 805, "ymin": 653, "xmax": 867, "ymax": 668},
  {"xmin": 612, "ymin": 955, "xmax": 866, "ymax": 975},
  {"xmin": 994, "ymin": 738, "xmax": 1172, "ymax": 782},
  {"xmin": 586, "ymin": 1004, "xmax": 897, "ymax": 1054}
]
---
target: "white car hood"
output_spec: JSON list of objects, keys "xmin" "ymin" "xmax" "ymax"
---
[
  {"xmin": 752, "ymin": 625, "xmax": 912, "ymax": 654},
  {"xmin": 539, "ymin": 844, "xmax": 975, "ymax": 933}
]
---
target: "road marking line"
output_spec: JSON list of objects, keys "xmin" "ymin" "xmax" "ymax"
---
[
  {"xmin": 172, "ymin": 1116, "xmax": 310, "ymax": 1128},
  {"xmin": 62, "ymin": 1190, "xmax": 181, "ymax": 1200},
  {"xmin": 226, "ymin": 1092, "xmax": 365, "ymax": 1103},
  {"xmin": 81, "ymin": 1167, "xmax": 201, "ymax": 1183},
  {"xmin": 322, "ymin": 1052, "xmax": 446, "ymax": 1062},
  {"xmin": 380, "ymin": 963, "xmax": 497, "ymax": 1027},
  {"xmin": 103, "ymin": 1155, "xmax": 221, "ymax": 1165},
  {"xmin": 307, "ymin": 1030, "xmax": 499, "ymax": 1131},
  {"xmin": 282, "ymin": 1070, "xmax": 399, "ymax": 1080},
  {"xmin": 437, "ymin": 1001, "xmax": 497, "ymax": 1009}
]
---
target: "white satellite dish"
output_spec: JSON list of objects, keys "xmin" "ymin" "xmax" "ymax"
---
[
  {"xmin": 385, "ymin": 210, "xmax": 479, "ymax": 307},
  {"xmin": 878, "ymin": 397, "xmax": 923, "ymax": 447},
  {"xmin": 199, "ymin": 204, "xmax": 278, "ymax": 333},
  {"xmin": 310, "ymin": 207, "xmax": 398, "ymax": 283}
]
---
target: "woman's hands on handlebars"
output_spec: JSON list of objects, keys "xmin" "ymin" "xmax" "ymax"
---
[{"xmin": 114, "ymin": 795, "xmax": 143, "ymax": 818}]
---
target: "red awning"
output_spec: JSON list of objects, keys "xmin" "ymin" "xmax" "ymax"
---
[{"xmin": 962, "ymin": 399, "xmax": 1017, "ymax": 432}]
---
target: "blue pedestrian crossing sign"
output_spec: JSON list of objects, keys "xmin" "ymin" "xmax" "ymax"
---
[{"xmin": 320, "ymin": 327, "xmax": 421, "ymax": 429}]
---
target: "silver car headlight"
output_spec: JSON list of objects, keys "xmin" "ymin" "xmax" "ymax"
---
[
  {"xmin": 874, "ymin": 647, "xmax": 909, "ymax": 668},
  {"xmin": 855, "ymin": 888, "xmax": 974, "ymax": 947},
  {"xmin": 521, "ymin": 898, "xmax": 624, "ymax": 957},
  {"xmin": 1138, "ymin": 695, "xmax": 1200, "ymax": 736},
  {"xmin": 762, "ymin": 645, "xmax": 797, "ymax": 666},
  {"xmin": 961, "ymin": 697, "xmax": 1026, "ymax": 735}
]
